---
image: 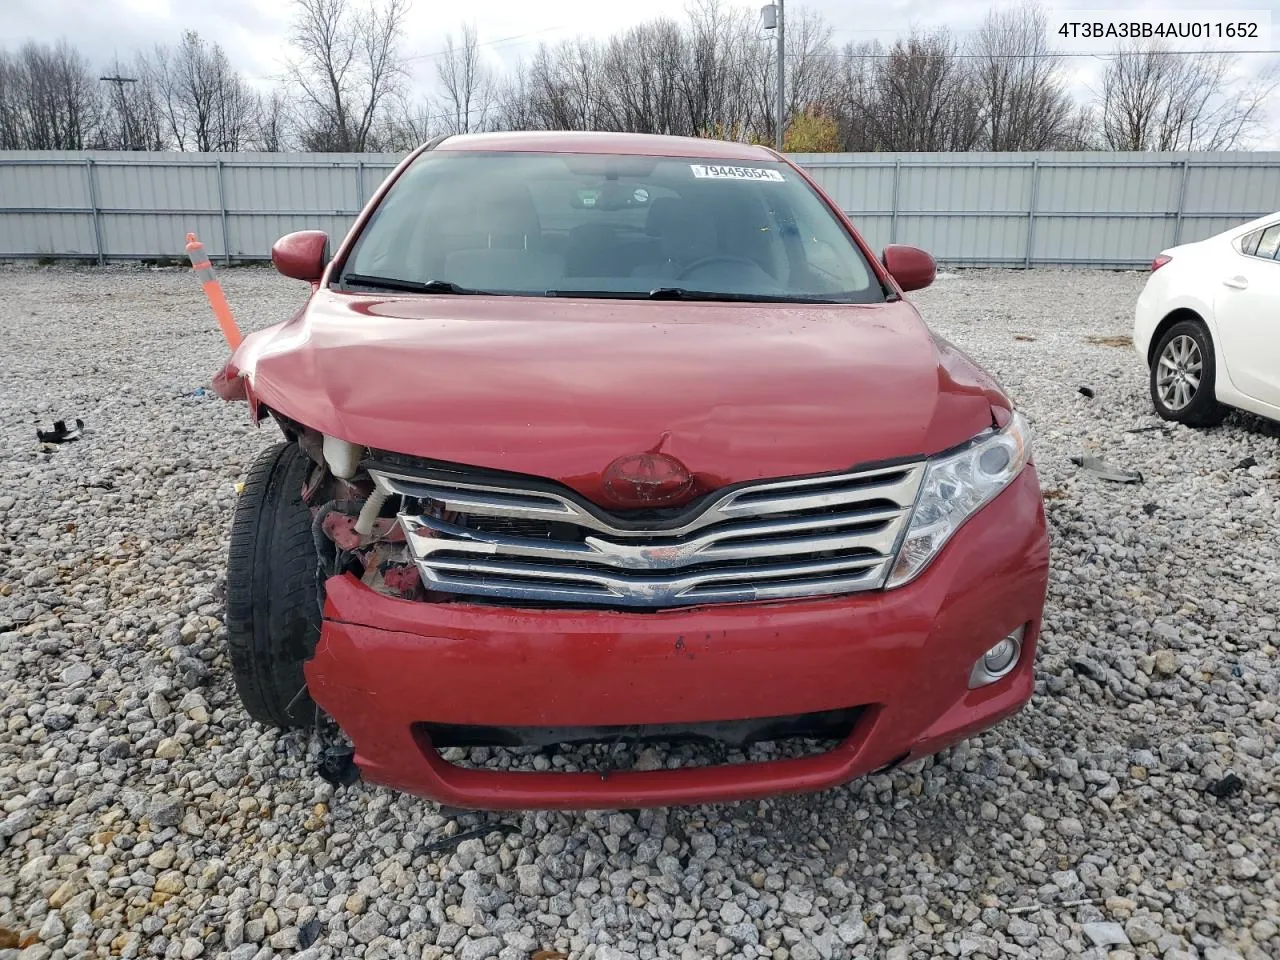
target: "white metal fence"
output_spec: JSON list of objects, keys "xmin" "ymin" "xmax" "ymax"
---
[{"xmin": 1, "ymin": 149, "xmax": 1276, "ymax": 268}]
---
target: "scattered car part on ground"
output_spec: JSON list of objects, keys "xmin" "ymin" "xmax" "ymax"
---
[
  {"xmin": 212, "ymin": 131, "xmax": 1050, "ymax": 810},
  {"xmin": 417, "ymin": 822, "xmax": 520, "ymax": 856},
  {"xmin": 1125, "ymin": 424, "xmax": 1169, "ymax": 434},
  {"xmin": 35, "ymin": 417, "xmax": 83, "ymax": 443},
  {"xmin": 1135, "ymin": 211, "xmax": 1280, "ymax": 426},
  {"xmin": 1084, "ymin": 334, "xmax": 1133, "ymax": 348},
  {"xmin": 1204, "ymin": 772, "xmax": 1246, "ymax": 799},
  {"xmin": 1070, "ymin": 455, "xmax": 1144, "ymax": 484},
  {"xmin": 315, "ymin": 744, "xmax": 360, "ymax": 788}
]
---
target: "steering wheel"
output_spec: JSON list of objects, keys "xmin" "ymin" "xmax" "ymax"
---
[{"xmin": 675, "ymin": 255, "xmax": 762, "ymax": 280}]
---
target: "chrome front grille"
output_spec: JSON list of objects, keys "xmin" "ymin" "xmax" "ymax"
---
[{"xmin": 367, "ymin": 462, "xmax": 924, "ymax": 608}]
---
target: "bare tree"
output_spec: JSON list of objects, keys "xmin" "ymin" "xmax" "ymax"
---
[
  {"xmin": 98, "ymin": 53, "xmax": 166, "ymax": 149},
  {"xmin": 494, "ymin": 60, "xmax": 539, "ymax": 131},
  {"xmin": 287, "ymin": 0, "xmax": 409, "ymax": 151},
  {"xmin": 256, "ymin": 90, "xmax": 292, "ymax": 151},
  {"xmin": 513, "ymin": 39, "xmax": 607, "ymax": 131},
  {"xmin": 0, "ymin": 52, "xmax": 19, "ymax": 149},
  {"xmin": 15, "ymin": 6, "xmax": 1272, "ymax": 156},
  {"xmin": 969, "ymin": 2, "xmax": 1077, "ymax": 150},
  {"xmin": 385, "ymin": 101, "xmax": 437, "ymax": 147},
  {"xmin": 1099, "ymin": 42, "xmax": 1277, "ymax": 150},
  {"xmin": 432, "ymin": 23, "xmax": 495, "ymax": 135},
  {"xmin": 784, "ymin": 8, "xmax": 839, "ymax": 125},
  {"xmin": 840, "ymin": 31, "xmax": 981, "ymax": 152},
  {"xmin": 0, "ymin": 41, "xmax": 103, "ymax": 149},
  {"xmin": 151, "ymin": 32, "xmax": 261, "ymax": 151},
  {"xmin": 833, "ymin": 41, "xmax": 880, "ymax": 150},
  {"xmin": 493, "ymin": 0, "xmax": 811, "ymax": 143},
  {"xmin": 679, "ymin": 0, "xmax": 760, "ymax": 140},
  {"xmin": 598, "ymin": 19, "xmax": 686, "ymax": 135}
]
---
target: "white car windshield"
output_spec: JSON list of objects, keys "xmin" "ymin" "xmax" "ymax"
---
[{"xmin": 341, "ymin": 150, "xmax": 885, "ymax": 303}]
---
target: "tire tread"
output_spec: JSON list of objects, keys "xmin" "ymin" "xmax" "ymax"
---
[{"xmin": 225, "ymin": 442, "xmax": 321, "ymax": 729}]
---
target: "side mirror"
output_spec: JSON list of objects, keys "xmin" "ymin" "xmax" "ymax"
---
[
  {"xmin": 272, "ymin": 230, "xmax": 329, "ymax": 283},
  {"xmin": 882, "ymin": 244, "xmax": 936, "ymax": 293}
]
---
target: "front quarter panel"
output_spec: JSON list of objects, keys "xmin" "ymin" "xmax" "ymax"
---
[{"xmin": 213, "ymin": 140, "xmax": 439, "ymax": 411}]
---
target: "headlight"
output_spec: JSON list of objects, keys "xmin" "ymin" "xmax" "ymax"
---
[{"xmin": 885, "ymin": 411, "xmax": 1032, "ymax": 588}]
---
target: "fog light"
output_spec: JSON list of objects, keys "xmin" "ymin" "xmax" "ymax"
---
[
  {"xmin": 969, "ymin": 628, "xmax": 1024, "ymax": 688},
  {"xmin": 984, "ymin": 639, "xmax": 1018, "ymax": 673}
]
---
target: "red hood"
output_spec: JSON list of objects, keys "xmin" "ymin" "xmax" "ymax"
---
[{"xmin": 219, "ymin": 291, "xmax": 1007, "ymax": 502}]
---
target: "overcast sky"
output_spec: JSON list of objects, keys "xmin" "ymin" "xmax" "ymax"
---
[{"xmin": 7, "ymin": 0, "xmax": 1280, "ymax": 143}]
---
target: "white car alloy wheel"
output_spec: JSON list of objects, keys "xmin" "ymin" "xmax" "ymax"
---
[
  {"xmin": 1148, "ymin": 319, "xmax": 1227, "ymax": 427},
  {"xmin": 1156, "ymin": 334, "xmax": 1203, "ymax": 411}
]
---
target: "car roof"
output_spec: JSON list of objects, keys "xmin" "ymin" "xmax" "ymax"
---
[
  {"xmin": 434, "ymin": 130, "xmax": 781, "ymax": 162},
  {"xmin": 1218, "ymin": 210, "xmax": 1280, "ymax": 239}
]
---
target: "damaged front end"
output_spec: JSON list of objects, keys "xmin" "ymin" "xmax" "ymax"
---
[
  {"xmin": 258, "ymin": 417, "xmax": 431, "ymax": 606},
  {"xmin": 252, "ymin": 401, "xmax": 931, "ymax": 615}
]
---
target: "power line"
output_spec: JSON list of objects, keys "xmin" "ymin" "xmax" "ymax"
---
[
  {"xmin": 236, "ymin": 26, "xmax": 565, "ymax": 82},
  {"xmin": 812, "ymin": 48, "xmax": 1280, "ymax": 60},
  {"xmin": 403, "ymin": 26, "xmax": 565, "ymax": 63}
]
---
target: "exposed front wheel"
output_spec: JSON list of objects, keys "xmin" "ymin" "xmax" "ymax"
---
[
  {"xmin": 224, "ymin": 442, "xmax": 322, "ymax": 728},
  {"xmin": 1150, "ymin": 319, "xmax": 1228, "ymax": 427}
]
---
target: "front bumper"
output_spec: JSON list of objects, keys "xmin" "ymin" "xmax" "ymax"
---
[{"xmin": 305, "ymin": 468, "xmax": 1049, "ymax": 810}]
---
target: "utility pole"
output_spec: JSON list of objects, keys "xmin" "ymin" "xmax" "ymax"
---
[
  {"xmin": 100, "ymin": 75, "xmax": 139, "ymax": 150},
  {"xmin": 775, "ymin": 0, "xmax": 785, "ymax": 152}
]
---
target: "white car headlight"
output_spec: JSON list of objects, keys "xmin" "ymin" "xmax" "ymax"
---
[{"xmin": 885, "ymin": 411, "xmax": 1033, "ymax": 589}]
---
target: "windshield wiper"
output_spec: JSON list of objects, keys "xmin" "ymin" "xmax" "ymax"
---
[
  {"xmin": 647, "ymin": 287, "xmax": 749, "ymax": 301},
  {"xmin": 544, "ymin": 287, "xmax": 848, "ymax": 303},
  {"xmin": 645, "ymin": 287, "xmax": 847, "ymax": 303},
  {"xmin": 342, "ymin": 273, "xmax": 480, "ymax": 295}
]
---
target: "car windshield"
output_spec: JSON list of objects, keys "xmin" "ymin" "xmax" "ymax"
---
[{"xmin": 341, "ymin": 150, "xmax": 885, "ymax": 303}]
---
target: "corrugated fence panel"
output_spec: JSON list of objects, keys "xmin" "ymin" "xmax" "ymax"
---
[
  {"xmin": 228, "ymin": 214, "xmax": 363, "ymax": 259},
  {"xmin": 1033, "ymin": 216, "xmax": 1175, "ymax": 268},
  {"xmin": 0, "ymin": 158, "xmax": 96, "ymax": 256},
  {"xmin": 799, "ymin": 151, "xmax": 1279, "ymax": 267},
  {"xmin": 94, "ymin": 160, "xmax": 218, "ymax": 211},
  {"xmin": 102, "ymin": 213, "xmax": 224, "ymax": 259},
  {"xmin": 0, "ymin": 211, "xmax": 96, "ymax": 258},
  {"xmin": 801, "ymin": 162, "xmax": 896, "ymax": 214},
  {"xmin": 906, "ymin": 214, "xmax": 1029, "ymax": 263},
  {"xmin": 1176, "ymin": 163, "xmax": 1280, "ymax": 246},
  {"xmin": 224, "ymin": 162, "xmax": 360, "ymax": 213},
  {"xmin": 845, "ymin": 215, "xmax": 891, "ymax": 251},
  {"xmin": 0, "ymin": 158, "xmax": 90, "ymax": 207},
  {"xmin": 3, "ymin": 150, "xmax": 1279, "ymax": 266}
]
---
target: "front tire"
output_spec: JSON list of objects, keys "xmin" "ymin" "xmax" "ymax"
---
[
  {"xmin": 225, "ymin": 442, "xmax": 322, "ymax": 728},
  {"xmin": 1150, "ymin": 319, "xmax": 1228, "ymax": 427}
]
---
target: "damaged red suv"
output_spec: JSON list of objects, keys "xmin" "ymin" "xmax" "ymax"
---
[{"xmin": 216, "ymin": 132, "xmax": 1049, "ymax": 810}]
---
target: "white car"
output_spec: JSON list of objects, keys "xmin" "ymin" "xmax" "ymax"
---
[{"xmin": 1134, "ymin": 212, "xmax": 1280, "ymax": 426}]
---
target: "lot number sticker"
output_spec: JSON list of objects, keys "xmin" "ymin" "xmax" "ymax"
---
[{"xmin": 690, "ymin": 164, "xmax": 785, "ymax": 182}]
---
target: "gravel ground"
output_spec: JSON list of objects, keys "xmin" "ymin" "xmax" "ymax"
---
[{"xmin": 1, "ymin": 264, "xmax": 1277, "ymax": 960}]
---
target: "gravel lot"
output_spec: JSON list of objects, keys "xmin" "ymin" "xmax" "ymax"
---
[{"xmin": 1, "ymin": 264, "xmax": 1277, "ymax": 960}]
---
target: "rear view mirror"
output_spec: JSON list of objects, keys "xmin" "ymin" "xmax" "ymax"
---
[
  {"xmin": 272, "ymin": 230, "xmax": 329, "ymax": 283},
  {"xmin": 563, "ymin": 154, "xmax": 658, "ymax": 177},
  {"xmin": 570, "ymin": 185, "xmax": 651, "ymax": 211},
  {"xmin": 882, "ymin": 244, "xmax": 936, "ymax": 292}
]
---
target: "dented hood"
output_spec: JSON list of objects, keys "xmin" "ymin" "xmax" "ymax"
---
[{"xmin": 219, "ymin": 290, "xmax": 1007, "ymax": 502}]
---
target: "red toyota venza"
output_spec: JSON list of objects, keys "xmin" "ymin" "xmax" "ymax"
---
[{"xmin": 214, "ymin": 132, "xmax": 1049, "ymax": 810}]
